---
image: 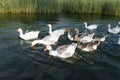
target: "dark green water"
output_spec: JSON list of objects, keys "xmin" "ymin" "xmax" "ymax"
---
[{"xmin": 0, "ymin": 13, "xmax": 120, "ymax": 80}]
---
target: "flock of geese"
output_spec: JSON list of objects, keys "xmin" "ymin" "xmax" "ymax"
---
[{"xmin": 16, "ymin": 22, "xmax": 120, "ymax": 59}]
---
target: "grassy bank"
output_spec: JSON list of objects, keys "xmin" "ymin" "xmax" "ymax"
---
[{"xmin": 0, "ymin": 0, "xmax": 120, "ymax": 16}]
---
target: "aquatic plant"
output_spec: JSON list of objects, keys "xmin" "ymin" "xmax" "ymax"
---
[{"xmin": 0, "ymin": 0, "xmax": 120, "ymax": 16}]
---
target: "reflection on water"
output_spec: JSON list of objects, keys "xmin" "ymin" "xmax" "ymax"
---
[{"xmin": 0, "ymin": 13, "xmax": 120, "ymax": 80}]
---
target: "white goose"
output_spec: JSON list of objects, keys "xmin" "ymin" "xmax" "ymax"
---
[
  {"xmin": 118, "ymin": 35, "xmax": 120, "ymax": 45},
  {"xmin": 16, "ymin": 28, "xmax": 40, "ymax": 40},
  {"xmin": 47, "ymin": 24, "xmax": 65, "ymax": 36},
  {"xmin": 31, "ymin": 32, "xmax": 64, "ymax": 47},
  {"xmin": 108, "ymin": 24, "xmax": 120, "ymax": 34},
  {"xmin": 44, "ymin": 43, "xmax": 77, "ymax": 58},
  {"xmin": 84, "ymin": 22, "xmax": 98, "ymax": 30}
]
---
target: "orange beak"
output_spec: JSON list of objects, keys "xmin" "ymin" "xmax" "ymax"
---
[{"xmin": 44, "ymin": 47, "xmax": 48, "ymax": 51}]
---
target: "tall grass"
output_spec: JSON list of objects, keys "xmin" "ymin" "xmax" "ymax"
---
[{"xmin": 0, "ymin": 0, "xmax": 120, "ymax": 16}]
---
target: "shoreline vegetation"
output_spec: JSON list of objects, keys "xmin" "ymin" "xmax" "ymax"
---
[{"xmin": 0, "ymin": 0, "xmax": 120, "ymax": 16}]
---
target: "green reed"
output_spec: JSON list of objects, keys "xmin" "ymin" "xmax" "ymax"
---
[{"xmin": 0, "ymin": 0, "xmax": 120, "ymax": 16}]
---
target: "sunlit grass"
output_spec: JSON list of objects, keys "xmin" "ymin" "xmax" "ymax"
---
[{"xmin": 0, "ymin": 0, "xmax": 120, "ymax": 16}]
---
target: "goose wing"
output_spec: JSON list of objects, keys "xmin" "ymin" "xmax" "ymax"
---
[
  {"xmin": 56, "ymin": 45, "xmax": 70, "ymax": 54},
  {"xmin": 24, "ymin": 31, "xmax": 40, "ymax": 36}
]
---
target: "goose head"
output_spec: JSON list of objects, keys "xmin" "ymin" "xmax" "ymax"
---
[
  {"xmin": 108, "ymin": 24, "xmax": 111, "ymax": 27},
  {"xmin": 84, "ymin": 22, "xmax": 87, "ymax": 26},
  {"xmin": 107, "ymin": 24, "xmax": 111, "ymax": 31},
  {"xmin": 84, "ymin": 22, "xmax": 87, "ymax": 25},
  {"xmin": 16, "ymin": 28, "xmax": 24, "ymax": 38},
  {"xmin": 16, "ymin": 28, "xmax": 22, "ymax": 32},
  {"xmin": 47, "ymin": 24, "xmax": 52, "ymax": 27}
]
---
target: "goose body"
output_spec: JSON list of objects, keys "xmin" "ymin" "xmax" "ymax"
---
[
  {"xmin": 47, "ymin": 24, "xmax": 65, "ymax": 36},
  {"xmin": 108, "ymin": 24, "xmax": 120, "ymax": 34},
  {"xmin": 77, "ymin": 41, "xmax": 100, "ymax": 52},
  {"xmin": 80, "ymin": 33, "xmax": 95, "ymax": 43},
  {"xmin": 44, "ymin": 43, "xmax": 77, "ymax": 58},
  {"xmin": 31, "ymin": 32, "xmax": 63, "ymax": 47},
  {"xmin": 31, "ymin": 35, "xmax": 55, "ymax": 47},
  {"xmin": 84, "ymin": 22, "xmax": 98, "ymax": 30},
  {"xmin": 16, "ymin": 28, "xmax": 40, "ymax": 40},
  {"xmin": 93, "ymin": 34, "xmax": 108, "ymax": 42}
]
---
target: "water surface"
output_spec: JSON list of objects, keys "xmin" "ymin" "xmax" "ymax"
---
[{"xmin": 0, "ymin": 13, "xmax": 120, "ymax": 80}]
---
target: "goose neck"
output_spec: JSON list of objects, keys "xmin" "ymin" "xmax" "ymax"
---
[
  {"xmin": 49, "ymin": 47, "xmax": 53, "ymax": 52},
  {"xmin": 67, "ymin": 32, "xmax": 73, "ymax": 41},
  {"xmin": 19, "ymin": 29, "xmax": 24, "ymax": 37},
  {"xmin": 75, "ymin": 29, "xmax": 79, "ymax": 37},
  {"xmin": 85, "ymin": 23, "xmax": 88, "ymax": 28},
  {"xmin": 108, "ymin": 25, "xmax": 111, "ymax": 30},
  {"xmin": 48, "ymin": 24, "xmax": 52, "ymax": 34}
]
